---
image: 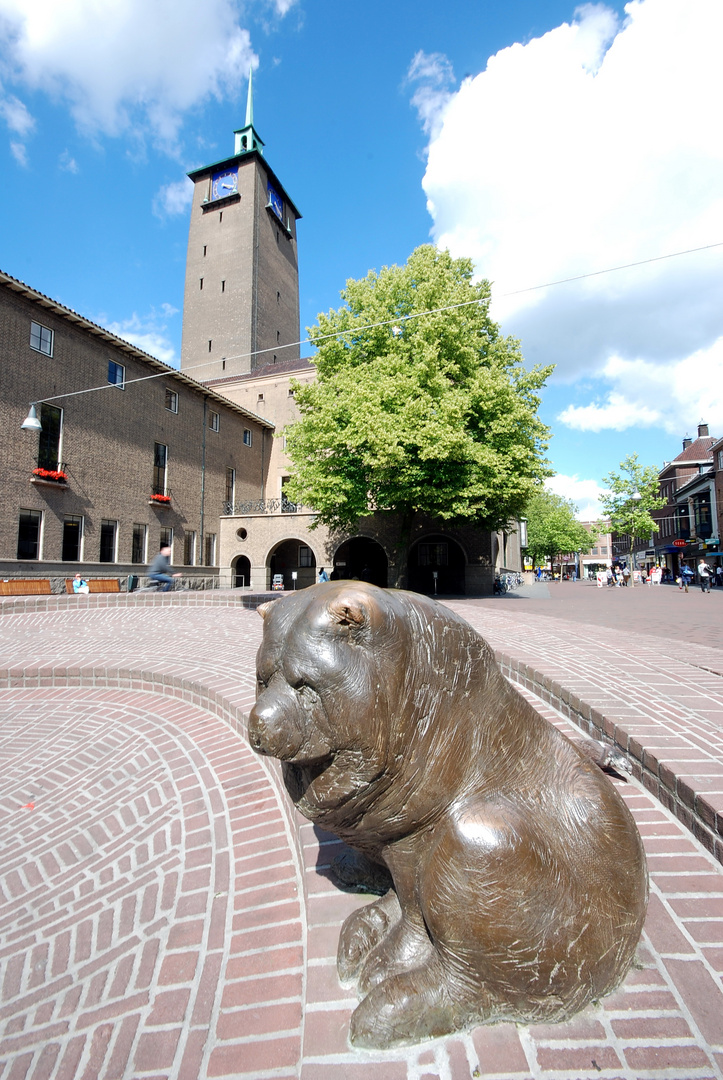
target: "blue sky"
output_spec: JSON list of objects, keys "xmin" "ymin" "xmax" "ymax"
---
[{"xmin": 2, "ymin": 0, "xmax": 722, "ymax": 517}]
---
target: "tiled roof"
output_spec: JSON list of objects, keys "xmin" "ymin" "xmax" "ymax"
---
[{"xmin": 204, "ymin": 357, "xmax": 316, "ymax": 387}]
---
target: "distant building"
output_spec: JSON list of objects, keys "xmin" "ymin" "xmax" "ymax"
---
[{"xmin": 180, "ymin": 72, "xmax": 301, "ymax": 381}]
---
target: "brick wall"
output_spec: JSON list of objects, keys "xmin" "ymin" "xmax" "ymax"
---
[
  {"xmin": 0, "ymin": 279, "xmax": 271, "ymax": 572},
  {"xmin": 180, "ymin": 152, "xmax": 300, "ymax": 381}
]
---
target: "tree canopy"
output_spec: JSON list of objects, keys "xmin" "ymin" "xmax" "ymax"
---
[
  {"xmin": 284, "ymin": 246, "xmax": 553, "ymax": 570},
  {"xmin": 600, "ymin": 454, "xmax": 665, "ymax": 580},
  {"xmin": 524, "ymin": 489, "xmax": 597, "ymax": 568}
]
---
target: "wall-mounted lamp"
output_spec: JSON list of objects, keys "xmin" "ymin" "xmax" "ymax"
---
[{"xmin": 21, "ymin": 404, "xmax": 42, "ymax": 432}]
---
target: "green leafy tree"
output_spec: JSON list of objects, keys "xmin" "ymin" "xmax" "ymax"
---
[
  {"xmin": 600, "ymin": 454, "xmax": 665, "ymax": 587},
  {"xmin": 284, "ymin": 246, "xmax": 553, "ymax": 586},
  {"xmin": 524, "ymin": 489, "xmax": 597, "ymax": 574}
]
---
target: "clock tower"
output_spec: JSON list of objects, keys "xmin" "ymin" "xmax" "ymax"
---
[{"xmin": 180, "ymin": 72, "xmax": 301, "ymax": 381}]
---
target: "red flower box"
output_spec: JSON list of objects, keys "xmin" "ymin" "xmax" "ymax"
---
[
  {"xmin": 33, "ymin": 467, "xmax": 67, "ymax": 481},
  {"xmin": 150, "ymin": 493, "xmax": 171, "ymax": 503}
]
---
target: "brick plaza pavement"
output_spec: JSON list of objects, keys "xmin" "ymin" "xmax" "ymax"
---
[{"xmin": 0, "ymin": 587, "xmax": 721, "ymax": 1079}]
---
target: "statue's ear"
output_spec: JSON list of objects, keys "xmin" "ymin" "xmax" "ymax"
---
[
  {"xmin": 327, "ymin": 595, "xmax": 367, "ymax": 627},
  {"xmin": 257, "ymin": 600, "xmax": 279, "ymax": 620}
]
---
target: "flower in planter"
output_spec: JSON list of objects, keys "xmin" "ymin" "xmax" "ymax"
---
[
  {"xmin": 150, "ymin": 493, "xmax": 171, "ymax": 503},
  {"xmin": 33, "ymin": 467, "xmax": 67, "ymax": 481}
]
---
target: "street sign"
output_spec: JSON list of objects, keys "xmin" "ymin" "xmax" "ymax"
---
[{"xmin": 673, "ymin": 539, "xmax": 686, "ymax": 548}]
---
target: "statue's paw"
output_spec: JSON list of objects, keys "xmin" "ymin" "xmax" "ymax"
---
[
  {"xmin": 337, "ymin": 891, "xmax": 400, "ymax": 982},
  {"xmin": 358, "ymin": 923, "xmax": 434, "ymax": 995},
  {"xmin": 349, "ymin": 970, "xmax": 460, "ymax": 1049}
]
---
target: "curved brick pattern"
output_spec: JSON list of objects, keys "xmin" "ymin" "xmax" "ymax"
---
[
  {"xmin": 0, "ymin": 689, "xmax": 303, "ymax": 1079},
  {"xmin": 0, "ymin": 591, "xmax": 721, "ymax": 1078}
]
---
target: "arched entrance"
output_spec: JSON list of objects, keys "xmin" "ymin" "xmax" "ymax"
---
[
  {"xmin": 408, "ymin": 535, "xmax": 466, "ymax": 595},
  {"xmin": 267, "ymin": 538, "xmax": 317, "ymax": 590},
  {"xmin": 333, "ymin": 537, "xmax": 388, "ymax": 587},
  {"xmin": 231, "ymin": 555, "xmax": 251, "ymax": 588}
]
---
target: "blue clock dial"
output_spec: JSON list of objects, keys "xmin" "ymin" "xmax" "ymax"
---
[
  {"xmin": 211, "ymin": 169, "xmax": 238, "ymax": 200},
  {"xmin": 267, "ymin": 183, "xmax": 283, "ymax": 221}
]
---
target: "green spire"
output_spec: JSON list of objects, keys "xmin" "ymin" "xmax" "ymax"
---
[{"xmin": 234, "ymin": 68, "xmax": 264, "ymax": 156}]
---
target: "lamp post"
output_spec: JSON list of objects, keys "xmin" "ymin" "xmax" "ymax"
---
[
  {"xmin": 21, "ymin": 404, "xmax": 42, "ymax": 432},
  {"xmin": 628, "ymin": 490, "xmax": 642, "ymax": 587}
]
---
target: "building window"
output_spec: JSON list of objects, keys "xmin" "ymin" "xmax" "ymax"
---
[
  {"xmin": 200, "ymin": 278, "xmax": 203, "ymax": 290},
  {"xmin": 30, "ymin": 322, "xmax": 53, "ymax": 356},
  {"xmin": 221, "ymin": 280, "xmax": 225, "ymax": 293},
  {"xmin": 108, "ymin": 360, "xmax": 125, "ymax": 388},
  {"xmin": 209, "ymin": 411, "xmax": 220, "ymax": 432},
  {"xmin": 165, "ymin": 388, "xmax": 178, "ymax": 413},
  {"xmin": 131, "ymin": 524, "xmax": 147, "ymax": 564},
  {"xmin": 226, "ymin": 467, "xmax": 235, "ymax": 506},
  {"xmin": 204, "ymin": 533, "xmax": 216, "ymax": 566},
  {"xmin": 203, "ymin": 245, "xmax": 207, "ymax": 257},
  {"xmin": 243, "ymin": 429, "xmax": 252, "ymax": 447},
  {"xmin": 160, "ymin": 526, "xmax": 173, "ymax": 554},
  {"xmin": 276, "ymin": 330, "xmax": 280, "ymax": 343},
  {"xmin": 222, "ymin": 360, "xmax": 226, "ymax": 371},
  {"xmin": 288, "ymin": 387, "xmax": 295, "ymax": 397},
  {"xmin": 184, "ymin": 531, "xmax": 196, "ymax": 566},
  {"xmin": 99, "ymin": 520, "xmax": 117, "ymax": 563},
  {"xmin": 719, "ymin": 450, "xmax": 723, "ymax": 470},
  {"xmin": 153, "ymin": 443, "xmax": 168, "ymax": 496},
  {"xmin": 208, "ymin": 340, "xmax": 212, "ymax": 352},
  {"xmin": 17, "ymin": 509, "xmax": 42, "ymax": 560},
  {"xmin": 417, "ymin": 543, "xmax": 448, "ymax": 567},
  {"xmin": 277, "ymin": 291, "xmax": 281, "ymax": 304},
  {"xmin": 62, "ymin": 516, "xmax": 83, "ymax": 561},
  {"xmin": 299, "ymin": 545, "xmax": 313, "ymax": 567},
  {"xmin": 257, "ymin": 393, "xmax": 264, "ymax": 403},
  {"xmin": 38, "ymin": 404, "xmax": 62, "ymax": 470}
]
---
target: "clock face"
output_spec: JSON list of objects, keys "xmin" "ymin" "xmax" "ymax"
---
[
  {"xmin": 211, "ymin": 168, "xmax": 238, "ymax": 200},
  {"xmin": 267, "ymin": 183, "xmax": 283, "ymax": 221}
]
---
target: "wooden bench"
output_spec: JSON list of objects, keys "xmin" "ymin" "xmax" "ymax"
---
[
  {"xmin": 65, "ymin": 578, "xmax": 121, "ymax": 594},
  {"xmin": 0, "ymin": 579, "xmax": 52, "ymax": 595}
]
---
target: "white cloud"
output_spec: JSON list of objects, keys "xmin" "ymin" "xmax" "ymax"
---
[
  {"xmin": 546, "ymin": 473, "xmax": 606, "ymax": 520},
  {"xmin": 415, "ymin": 0, "xmax": 723, "ymax": 434},
  {"xmin": 0, "ymin": 92, "xmax": 34, "ymax": 135},
  {"xmin": 9, "ymin": 139, "xmax": 26, "ymax": 165},
  {"xmin": 58, "ymin": 149, "xmax": 78, "ymax": 173},
  {"xmin": 407, "ymin": 51, "xmax": 456, "ymax": 138},
  {"xmin": 153, "ymin": 177, "xmax": 194, "ymax": 218},
  {"xmin": 0, "ymin": 0, "xmax": 258, "ymax": 147},
  {"xmin": 273, "ymin": 0, "xmax": 297, "ymax": 14},
  {"xmin": 558, "ymin": 339, "xmax": 723, "ymax": 434},
  {"xmin": 104, "ymin": 308, "xmax": 179, "ymax": 367}
]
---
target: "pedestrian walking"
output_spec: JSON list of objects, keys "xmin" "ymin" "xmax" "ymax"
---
[
  {"xmin": 622, "ymin": 566, "xmax": 630, "ymax": 587},
  {"xmin": 697, "ymin": 559, "xmax": 713, "ymax": 593},
  {"xmin": 680, "ymin": 564, "xmax": 694, "ymax": 592}
]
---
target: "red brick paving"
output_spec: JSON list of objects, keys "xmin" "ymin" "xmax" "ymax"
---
[{"xmin": 0, "ymin": 589, "xmax": 720, "ymax": 1078}]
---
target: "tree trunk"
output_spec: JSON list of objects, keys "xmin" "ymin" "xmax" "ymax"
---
[{"xmin": 392, "ymin": 508, "xmax": 415, "ymax": 590}]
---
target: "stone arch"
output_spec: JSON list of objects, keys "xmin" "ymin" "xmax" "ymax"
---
[
  {"xmin": 408, "ymin": 534, "xmax": 467, "ymax": 596},
  {"xmin": 332, "ymin": 536, "xmax": 388, "ymax": 588},
  {"xmin": 266, "ymin": 537, "xmax": 319, "ymax": 591},
  {"xmin": 231, "ymin": 554, "xmax": 251, "ymax": 588}
]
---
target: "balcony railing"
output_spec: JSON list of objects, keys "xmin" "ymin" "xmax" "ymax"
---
[
  {"xmin": 149, "ymin": 488, "xmax": 172, "ymax": 505},
  {"xmin": 222, "ymin": 498, "xmax": 308, "ymax": 516}
]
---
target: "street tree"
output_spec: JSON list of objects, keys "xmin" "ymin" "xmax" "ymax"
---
[
  {"xmin": 600, "ymin": 454, "xmax": 665, "ymax": 587},
  {"xmin": 524, "ymin": 489, "xmax": 597, "ymax": 576},
  {"xmin": 283, "ymin": 246, "xmax": 553, "ymax": 586}
]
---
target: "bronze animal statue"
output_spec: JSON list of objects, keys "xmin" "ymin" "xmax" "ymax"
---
[{"xmin": 248, "ymin": 582, "xmax": 648, "ymax": 1049}]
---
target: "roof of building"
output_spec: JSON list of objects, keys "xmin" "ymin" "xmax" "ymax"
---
[
  {"xmin": 204, "ymin": 356, "xmax": 316, "ymax": 388},
  {"xmin": 659, "ymin": 435, "xmax": 715, "ymax": 476},
  {"xmin": 0, "ymin": 269, "xmax": 274, "ymax": 431}
]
